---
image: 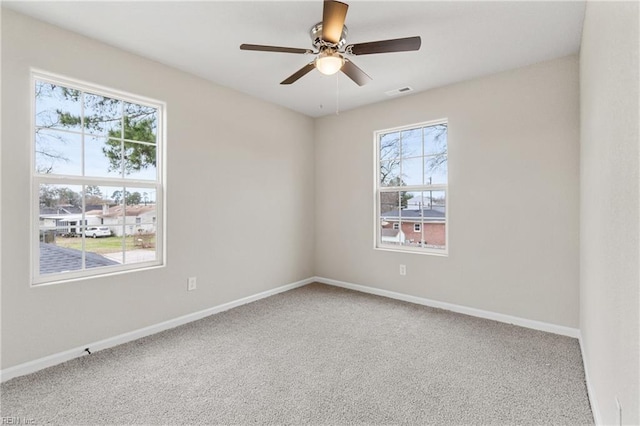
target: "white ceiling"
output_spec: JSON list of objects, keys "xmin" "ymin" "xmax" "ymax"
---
[{"xmin": 4, "ymin": 1, "xmax": 586, "ymax": 117}]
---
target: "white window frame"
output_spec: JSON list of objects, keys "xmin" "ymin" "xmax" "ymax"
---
[
  {"xmin": 414, "ymin": 223, "xmax": 421, "ymax": 232},
  {"xmin": 31, "ymin": 70, "xmax": 166, "ymax": 285},
  {"xmin": 374, "ymin": 119, "xmax": 449, "ymax": 256}
]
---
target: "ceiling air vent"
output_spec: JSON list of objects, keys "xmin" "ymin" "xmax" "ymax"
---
[{"xmin": 385, "ymin": 86, "xmax": 413, "ymax": 97}]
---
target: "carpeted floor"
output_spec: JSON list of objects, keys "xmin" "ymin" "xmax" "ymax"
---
[{"xmin": 1, "ymin": 283, "xmax": 593, "ymax": 425}]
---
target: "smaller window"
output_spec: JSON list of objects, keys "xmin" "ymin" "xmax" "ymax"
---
[{"xmin": 375, "ymin": 119, "xmax": 448, "ymax": 255}]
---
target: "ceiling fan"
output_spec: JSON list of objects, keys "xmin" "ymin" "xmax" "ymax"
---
[{"xmin": 240, "ymin": 0, "xmax": 422, "ymax": 86}]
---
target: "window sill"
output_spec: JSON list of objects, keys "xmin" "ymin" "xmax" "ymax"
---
[{"xmin": 374, "ymin": 245, "xmax": 449, "ymax": 257}]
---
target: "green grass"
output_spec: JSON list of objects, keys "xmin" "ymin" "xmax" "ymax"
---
[{"xmin": 55, "ymin": 235, "xmax": 155, "ymax": 254}]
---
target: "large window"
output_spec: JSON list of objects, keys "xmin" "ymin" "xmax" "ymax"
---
[
  {"xmin": 32, "ymin": 71, "xmax": 165, "ymax": 285},
  {"xmin": 375, "ymin": 120, "xmax": 448, "ymax": 255}
]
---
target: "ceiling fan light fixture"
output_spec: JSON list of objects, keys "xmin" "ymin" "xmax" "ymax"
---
[
  {"xmin": 239, "ymin": 1, "xmax": 421, "ymax": 86},
  {"xmin": 315, "ymin": 51, "xmax": 345, "ymax": 75}
]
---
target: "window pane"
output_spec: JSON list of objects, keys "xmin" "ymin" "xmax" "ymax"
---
[
  {"xmin": 35, "ymin": 129, "xmax": 82, "ymax": 175},
  {"xmin": 404, "ymin": 191, "xmax": 424, "ymax": 211},
  {"xmin": 85, "ymin": 137, "xmax": 123, "ymax": 178},
  {"xmin": 380, "ymin": 192, "xmax": 400, "ymax": 217},
  {"xmin": 39, "ymin": 184, "xmax": 84, "ymax": 275},
  {"xmin": 123, "ymin": 141, "xmax": 157, "ymax": 180},
  {"xmin": 126, "ymin": 223, "xmax": 157, "ymax": 264},
  {"xmin": 424, "ymin": 190, "xmax": 446, "ymax": 212},
  {"xmin": 424, "ymin": 155, "xmax": 448, "ymax": 185},
  {"xmin": 39, "ymin": 230, "xmax": 83, "ymax": 275},
  {"xmin": 128, "ymin": 187, "xmax": 157, "ymax": 208},
  {"xmin": 401, "ymin": 157, "xmax": 422, "ymax": 186},
  {"xmin": 35, "ymin": 82, "xmax": 82, "ymax": 132},
  {"xmin": 122, "ymin": 187, "xmax": 157, "ymax": 208},
  {"xmin": 39, "ymin": 184, "xmax": 83, "ymax": 214},
  {"xmin": 121, "ymin": 188, "xmax": 157, "ymax": 264},
  {"xmin": 401, "ymin": 128, "xmax": 422, "ymax": 158},
  {"xmin": 380, "ymin": 160, "xmax": 400, "ymax": 187},
  {"xmin": 422, "ymin": 190, "xmax": 446, "ymax": 250},
  {"xmin": 85, "ymin": 186, "xmax": 125, "ymax": 266},
  {"xmin": 380, "ymin": 132, "xmax": 400, "ymax": 161},
  {"xmin": 84, "ymin": 235, "xmax": 123, "ymax": 270},
  {"xmin": 124, "ymin": 102, "xmax": 157, "ymax": 143},
  {"xmin": 380, "ymin": 192, "xmax": 402, "ymax": 246},
  {"xmin": 401, "ymin": 191, "xmax": 422, "ymax": 247},
  {"xmin": 99, "ymin": 186, "xmax": 127, "ymax": 239},
  {"xmin": 84, "ymin": 93, "xmax": 122, "ymax": 137},
  {"xmin": 83, "ymin": 185, "xmax": 108, "ymax": 212},
  {"xmin": 424, "ymin": 124, "xmax": 447, "ymax": 156}
]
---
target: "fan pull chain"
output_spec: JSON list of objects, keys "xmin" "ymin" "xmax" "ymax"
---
[{"xmin": 336, "ymin": 73, "xmax": 340, "ymax": 115}]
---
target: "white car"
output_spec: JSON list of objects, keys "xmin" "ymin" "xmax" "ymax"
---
[{"xmin": 85, "ymin": 227, "xmax": 111, "ymax": 238}]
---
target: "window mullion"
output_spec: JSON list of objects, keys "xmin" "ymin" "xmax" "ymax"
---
[
  {"xmin": 81, "ymin": 185, "xmax": 86, "ymax": 270},
  {"xmin": 120, "ymin": 101, "xmax": 125, "ymax": 179},
  {"xmin": 397, "ymin": 190, "xmax": 402, "ymax": 243},
  {"xmin": 80, "ymin": 93, "xmax": 86, "ymax": 270},
  {"xmin": 122, "ymin": 186, "xmax": 127, "ymax": 265},
  {"xmin": 120, "ymin": 103, "xmax": 126, "ymax": 265},
  {"xmin": 421, "ymin": 122, "xmax": 425, "ymax": 186}
]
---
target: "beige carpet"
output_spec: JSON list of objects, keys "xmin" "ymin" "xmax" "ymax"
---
[{"xmin": 1, "ymin": 283, "xmax": 593, "ymax": 425}]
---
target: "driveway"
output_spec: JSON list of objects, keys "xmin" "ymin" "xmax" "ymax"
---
[{"xmin": 103, "ymin": 249, "xmax": 156, "ymax": 264}]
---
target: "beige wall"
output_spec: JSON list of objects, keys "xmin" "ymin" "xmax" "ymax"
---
[
  {"xmin": 1, "ymin": 10, "xmax": 315, "ymax": 369},
  {"xmin": 315, "ymin": 55, "xmax": 580, "ymax": 328},
  {"xmin": 580, "ymin": 2, "xmax": 640, "ymax": 424}
]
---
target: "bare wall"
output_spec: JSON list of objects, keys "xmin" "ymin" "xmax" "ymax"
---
[
  {"xmin": 315, "ymin": 55, "xmax": 580, "ymax": 328},
  {"xmin": 0, "ymin": 10, "xmax": 315, "ymax": 369},
  {"xmin": 580, "ymin": 1, "xmax": 640, "ymax": 424}
]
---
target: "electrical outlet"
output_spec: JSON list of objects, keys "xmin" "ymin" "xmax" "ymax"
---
[
  {"xmin": 399, "ymin": 264, "xmax": 407, "ymax": 276},
  {"xmin": 187, "ymin": 277, "xmax": 197, "ymax": 291},
  {"xmin": 615, "ymin": 397, "xmax": 622, "ymax": 425}
]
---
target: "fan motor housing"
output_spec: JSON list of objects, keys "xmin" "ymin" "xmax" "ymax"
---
[{"xmin": 310, "ymin": 22, "xmax": 348, "ymax": 49}]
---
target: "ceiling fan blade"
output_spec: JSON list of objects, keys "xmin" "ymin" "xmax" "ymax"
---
[
  {"xmin": 240, "ymin": 44, "xmax": 313, "ymax": 54},
  {"xmin": 281, "ymin": 62, "xmax": 316, "ymax": 85},
  {"xmin": 341, "ymin": 59, "xmax": 372, "ymax": 86},
  {"xmin": 346, "ymin": 36, "xmax": 422, "ymax": 55},
  {"xmin": 322, "ymin": 0, "xmax": 348, "ymax": 44}
]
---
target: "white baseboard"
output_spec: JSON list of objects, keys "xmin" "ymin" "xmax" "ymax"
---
[
  {"xmin": 314, "ymin": 276, "xmax": 580, "ymax": 338},
  {"xmin": 0, "ymin": 277, "xmax": 314, "ymax": 383},
  {"xmin": 1, "ymin": 276, "xmax": 582, "ymax": 383},
  {"xmin": 579, "ymin": 333, "xmax": 601, "ymax": 425}
]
